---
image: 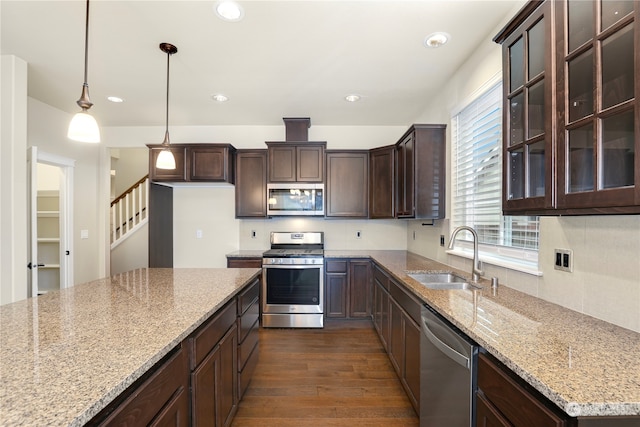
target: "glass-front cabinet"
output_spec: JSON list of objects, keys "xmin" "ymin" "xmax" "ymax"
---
[
  {"xmin": 557, "ymin": 0, "xmax": 638, "ymax": 210},
  {"xmin": 496, "ymin": 0, "xmax": 640, "ymax": 215},
  {"xmin": 497, "ymin": 1, "xmax": 555, "ymax": 214}
]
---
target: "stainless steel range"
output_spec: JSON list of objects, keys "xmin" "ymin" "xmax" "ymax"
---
[{"xmin": 262, "ymin": 231, "xmax": 324, "ymax": 328}]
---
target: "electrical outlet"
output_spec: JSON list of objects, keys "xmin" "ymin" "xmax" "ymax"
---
[
  {"xmin": 196, "ymin": 229, "xmax": 203, "ymax": 239},
  {"xmin": 440, "ymin": 235, "xmax": 445, "ymax": 246},
  {"xmin": 356, "ymin": 230, "xmax": 362, "ymax": 239},
  {"xmin": 251, "ymin": 230, "xmax": 257, "ymax": 239},
  {"xmin": 554, "ymin": 249, "xmax": 573, "ymax": 272}
]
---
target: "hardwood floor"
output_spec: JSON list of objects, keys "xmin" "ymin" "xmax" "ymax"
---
[{"xmin": 232, "ymin": 319, "xmax": 419, "ymax": 427}]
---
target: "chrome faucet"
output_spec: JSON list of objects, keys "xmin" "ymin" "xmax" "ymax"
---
[{"xmin": 447, "ymin": 226, "xmax": 484, "ymax": 283}]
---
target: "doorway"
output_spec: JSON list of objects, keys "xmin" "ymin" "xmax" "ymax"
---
[{"xmin": 27, "ymin": 147, "xmax": 74, "ymax": 297}]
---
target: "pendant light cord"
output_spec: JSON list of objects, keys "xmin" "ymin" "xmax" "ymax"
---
[
  {"xmin": 165, "ymin": 50, "xmax": 170, "ymax": 137},
  {"xmin": 83, "ymin": 0, "xmax": 90, "ymax": 85}
]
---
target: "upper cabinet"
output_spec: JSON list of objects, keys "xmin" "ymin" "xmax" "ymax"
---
[
  {"xmin": 235, "ymin": 150, "xmax": 268, "ymax": 218},
  {"xmin": 266, "ymin": 142, "xmax": 325, "ymax": 183},
  {"xmin": 325, "ymin": 150, "xmax": 369, "ymax": 218},
  {"xmin": 496, "ymin": 0, "xmax": 640, "ymax": 215},
  {"xmin": 369, "ymin": 145, "xmax": 395, "ymax": 219},
  {"xmin": 148, "ymin": 143, "xmax": 236, "ymax": 184},
  {"xmin": 395, "ymin": 124, "xmax": 446, "ymax": 219}
]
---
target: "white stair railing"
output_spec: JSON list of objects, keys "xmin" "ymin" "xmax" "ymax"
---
[{"xmin": 110, "ymin": 175, "xmax": 149, "ymax": 248}]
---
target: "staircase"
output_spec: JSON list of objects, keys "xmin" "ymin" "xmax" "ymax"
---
[{"xmin": 111, "ymin": 175, "xmax": 149, "ymax": 249}]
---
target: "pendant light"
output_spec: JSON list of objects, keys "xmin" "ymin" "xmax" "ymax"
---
[
  {"xmin": 68, "ymin": 0, "xmax": 100, "ymax": 143},
  {"xmin": 155, "ymin": 43, "xmax": 178, "ymax": 170}
]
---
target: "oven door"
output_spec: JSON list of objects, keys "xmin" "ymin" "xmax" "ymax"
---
[{"xmin": 262, "ymin": 263, "xmax": 324, "ymax": 314}]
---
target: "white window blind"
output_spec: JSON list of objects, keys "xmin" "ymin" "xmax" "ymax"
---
[{"xmin": 451, "ymin": 82, "xmax": 539, "ymax": 258}]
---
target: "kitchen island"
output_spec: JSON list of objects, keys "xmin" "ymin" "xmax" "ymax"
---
[
  {"xmin": 325, "ymin": 250, "xmax": 640, "ymax": 421},
  {"xmin": 0, "ymin": 267, "xmax": 260, "ymax": 426}
]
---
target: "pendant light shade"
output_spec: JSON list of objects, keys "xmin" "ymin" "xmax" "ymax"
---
[
  {"xmin": 156, "ymin": 43, "xmax": 178, "ymax": 170},
  {"xmin": 68, "ymin": 0, "xmax": 100, "ymax": 143}
]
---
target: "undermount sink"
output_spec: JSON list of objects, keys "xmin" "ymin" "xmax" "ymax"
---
[{"xmin": 407, "ymin": 272, "xmax": 481, "ymax": 290}]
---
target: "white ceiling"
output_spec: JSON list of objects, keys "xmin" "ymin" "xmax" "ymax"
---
[{"xmin": 1, "ymin": 0, "xmax": 523, "ymax": 128}]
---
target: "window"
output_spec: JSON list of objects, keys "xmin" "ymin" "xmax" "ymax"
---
[{"xmin": 451, "ymin": 81, "xmax": 539, "ymax": 271}]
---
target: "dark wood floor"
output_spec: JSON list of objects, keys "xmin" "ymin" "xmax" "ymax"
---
[{"xmin": 232, "ymin": 319, "xmax": 419, "ymax": 427}]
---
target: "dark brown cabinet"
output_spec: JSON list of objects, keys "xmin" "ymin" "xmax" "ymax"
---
[
  {"xmin": 371, "ymin": 262, "xmax": 420, "ymax": 414},
  {"xmin": 94, "ymin": 346, "xmax": 190, "ymax": 426},
  {"xmin": 226, "ymin": 256, "xmax": 262, "ymax": 268},
  {"xmin": 266, "ymin": 142, "xmax": 325, "ymax": 183},
  {"xmin": 325, "ymin": 150, "xmax": 369, "ymax": 218},
  {"xmin": 190, "ymin": 301, "xmax": 238, "ymax": 427},
  {"xmin": 477, "ymin": 352, "xmax": 570, "ymax": 427},
  {"xmin": 369, "ymin": 145, "xmax": 395, "ymax": 218},
  {"xmin": 395, "ymin": 124, "xmax": 446, "ymax": 219},
  {"xmin": 236, "ymin": 279, "xmax": 260, "ymax": 400},
  {"xmin": 235, "ymin": 150, "xmax": 268, "ymax": 218},
  {"xmin": 324, "ymin": 259, "xmax": 372, "ymax": 319},
  {"xmin": 147, "ymin": 143, "xmax": 236, "ymax": 184},
  {"xmin": 495, "ymin": 0, "xmax": 640, "ymax": 215}
]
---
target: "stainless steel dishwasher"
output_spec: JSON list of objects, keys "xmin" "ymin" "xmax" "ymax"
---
[{"xmin": 420, "ymin": 304, "xmax": 478, "ymax": 427}]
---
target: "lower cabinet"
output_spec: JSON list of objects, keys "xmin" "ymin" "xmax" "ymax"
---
[
  {"xmin": 226, "ymin": 256, "xmax": 262, "ymax": 269},
  {"xmin": 190, "ymin": 301, "xmax": 238, "ymax": 427},
  {"xmin": 89, "ymin": 279, "xmax": 261, "ymax": 427},
  {"xmin": 372, "ymin": 262, "xmax": 420, "ymax": 414},
  {"xmin": 477, "ymin": 352, "xmax": 569, "ymax": 427},
  {"xmin": 236, "ymin": 278, "xmax": 260, "ymax": 400},
  {"xmin": 325, "ymin": 259, "xmax": 372, "ymax": 319},
  {"xmin": 94, "ymin": 346, "xmax": 190, "ymax": 426}
]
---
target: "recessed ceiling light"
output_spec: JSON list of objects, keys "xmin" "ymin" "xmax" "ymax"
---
[
  {"xmin": 215, "ymin": 1, "xmax": 244, "ymax": 22},
  {"xmin": 345, "ymin": 94, "xmax": 361, "ymax": 102},
  {"xmin": 107, "ymin": 96, "xmax": 124, "ymax": 103},
  {"xmin": 211, "ymin": 94, "xmax": 228, "ymax": 102},
  {"xmin": 424, "ymin": 32, "xmax": 450, "ymax": 48}
]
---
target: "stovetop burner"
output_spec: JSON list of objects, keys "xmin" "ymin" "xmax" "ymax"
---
[{"xmin": 263, "ymin": 248, "xmax": 324, "ymax": 258}]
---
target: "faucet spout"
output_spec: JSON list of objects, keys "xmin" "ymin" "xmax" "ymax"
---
[{"xmin": 447, "ymin": 226, "xmax": 484, "ymax": 282}]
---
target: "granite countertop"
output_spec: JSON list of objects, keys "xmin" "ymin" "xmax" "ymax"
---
[
  {"xmin": 225, "ymin": 250, "xmax": 265, "ymax": 258},
  {"xmin": 0, "ymin": 267, "xmax": 260, "ymax": 427},
  {"xmin": 326, "ymin": 250, "xmax": 640, "ymax": 418}
]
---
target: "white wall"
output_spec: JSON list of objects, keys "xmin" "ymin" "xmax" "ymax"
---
[
  {"xmin": 110, "ymin": 223, "xmax": 148, "ymax": 275},
  {"xmin": 28, "ymin": 98, "xmax": 106, "ymax": 286},
  {"xmin": 406, "ymin": 3, "xmax": 640, "ymax": 333},
  {"xmin": 0, "ymin": 55, "xmax": 28, "ymax": 305},
  {"xmin": 110, "ymin": 148, "xmax": 148, "ymax": 198}
]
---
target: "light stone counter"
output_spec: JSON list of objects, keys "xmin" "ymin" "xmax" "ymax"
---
[
  {"xmin": 325, "ymin": 250, "xmax": 640, "ymax": 418},
  {"xmin": 0, "ymin": 267, "xmax": 260, "ymax": 427}
]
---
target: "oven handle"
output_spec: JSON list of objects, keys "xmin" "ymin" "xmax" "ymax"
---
[{"xmin": 263, "ymin": 264, "xmax": 324, "ymax": 270}]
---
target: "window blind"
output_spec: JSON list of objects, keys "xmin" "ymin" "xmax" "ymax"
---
[{"xmin": 451, "ymin": 82, "xmax": 539, "ymax": 252}]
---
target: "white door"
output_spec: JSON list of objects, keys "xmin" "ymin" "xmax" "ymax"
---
[{"xmin": 27, "ymin": 147, "xmax": 75, "ymax": 297}]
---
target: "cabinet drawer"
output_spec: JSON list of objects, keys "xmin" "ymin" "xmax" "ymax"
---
[
  {"xmin": 189, "ymin": 301, "xmax": 236, "ymax": 369},
  {"xmin": 237, "ymin": 278, "xmax": 260, "ymax": 315},
  {"xmin": 98, "ymin": 346, "xmax": 188, "ymax": 426},
  {"xmin": 238, "ymin": 343, "xmax": 259, "ymax": 399},
  {"xmin": 325, "ymin": 259, "xmax": 348, "ymax": 273},
  {"xmin": 238, "ymin": 298, "xmax": 259, "ymax": 343},
  {"xmin": 478, "ymin": 353, "xmax": 568, "ymax": 427},
  {"xmin": 227, "ymin": 258, "xmax": 262, "ymax": 269},
  {"xmin": 238, "ymin": 318, "xmax": 259, "ymax": 369},
  {"xmin": 373, "ymin": 264, "xmax": 390, "ymax": 291},
  {"xmin": 389, "ymin": 279, "xmax": 421, "ymax": 325}
]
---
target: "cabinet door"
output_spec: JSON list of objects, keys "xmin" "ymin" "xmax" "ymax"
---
[
  {"xmin": 235, "ymin": 150, "xmax": 267, "ymax": 218},
  {"xmin": 268, "ymin": 145, "xmax": 296, "ymax": 182},
  {"xmin": 388, "ymin": 297, "xmax": 404, "ymax": 375},
  {"xmin": 403, "ymin": 315, "xmax": 420, "ymax": 412},
  {"xmin": 476, "ymin": 392, "xmax": 512, "ymax": 427},
  {"xmin": 189, "ymin": 145, "xmax": 233, "ymax": 182},
  {"xmin": 373, "ymin": 277, "xmax": 390, "ymax": 350},
  {"xmin": 326, "ymin": 151, "xmax": 369, "ymax": 217},
  {"xmin": 396, "ymin": 132, "xmax": 414, "ymax": 217},
  {"xmin": 325, "ymin": 273, "xmax": 347, "ymax": 318},
  {"xmin": 148, "ymin": 146, "xmax": 187, "ymax": 181},
  {"xmin": 296, "ymin": 145, "xmax": 324, "ymax": 182},
  {"xmin": 557, "ymin": 0, "xmax": 639, "ymax": 211},
  {"xmin": 348, "ymin": 260, "xmax": 371, "ymax": 318},
  {"xmin": 149, "ymin": 387, "xmax": 190, "ymax": 427},
  {"xmin": 500, "ymin": 1, "xmax": 555, "ymax": 213},
  {"xmin": 369, "ymin": 145, "xmax": 395, "ymax": 218},
  {"xmin": 192, "ymin": 324, "xmax": 238, "ymax": 427}
]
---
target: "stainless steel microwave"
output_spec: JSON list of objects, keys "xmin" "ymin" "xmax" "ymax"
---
[{"xmin": 267, "ymin": 183, "xmax": 324, "ymax": 216}]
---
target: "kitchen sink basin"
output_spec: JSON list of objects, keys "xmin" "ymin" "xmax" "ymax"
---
[{"xmin": 407, "ymin": 272, "xmax": 481, "ymax": 290}]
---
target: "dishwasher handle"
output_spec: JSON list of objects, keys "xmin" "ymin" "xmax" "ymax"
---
[{"xmin": 422, "ymin": 316, "xmax": 470, "ymax": 369}]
